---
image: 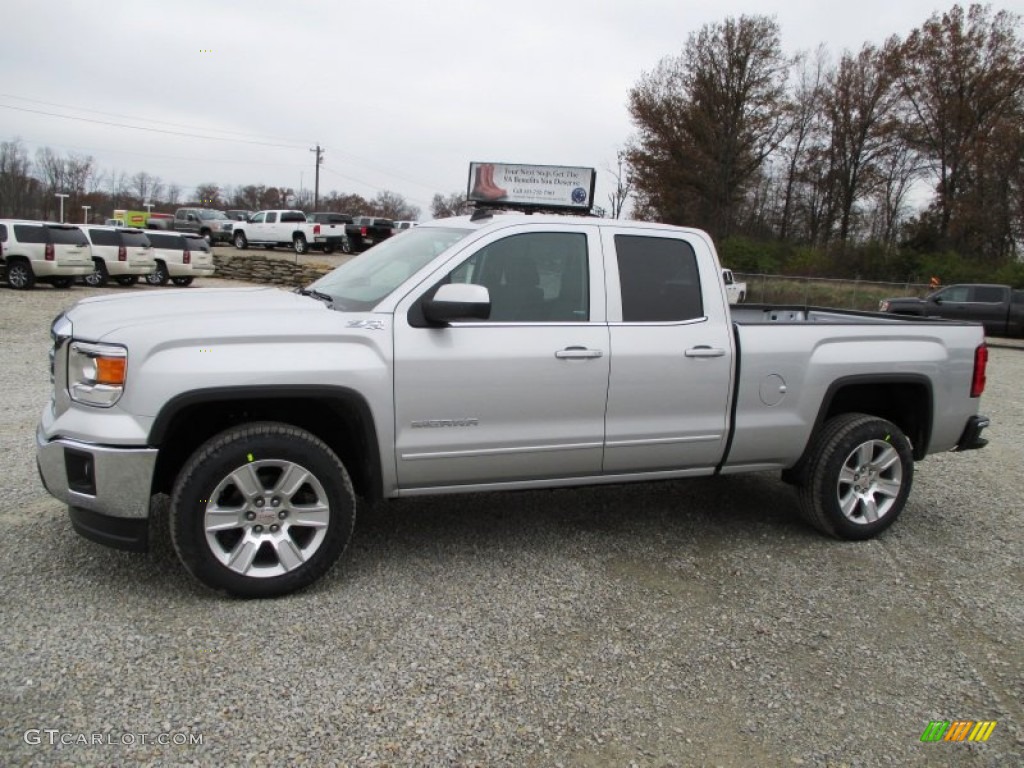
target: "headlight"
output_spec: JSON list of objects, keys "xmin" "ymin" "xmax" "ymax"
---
[{"xmin": 68, "ymin": 342, "xmax": 128, "ymax": 407}]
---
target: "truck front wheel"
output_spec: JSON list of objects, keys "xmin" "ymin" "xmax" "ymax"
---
[
  {"xmin": 796, "ymin": 414, "xmax": 913, "ymax": 540},
  {"xmin": 170, "ymin": 422, "xmax": 356, "ymax": 598},
  {"xmin": 234, "ymin": 232, "xmax": 248, "ymax": 249},
  {"xmin": 293, "ymin": 234, "xmax": 308, "ymax": 254}
]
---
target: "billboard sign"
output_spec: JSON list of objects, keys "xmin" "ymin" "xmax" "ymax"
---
[{"xmin": 467, "ymin": 162, "xmax": 596, "ymax": 212}]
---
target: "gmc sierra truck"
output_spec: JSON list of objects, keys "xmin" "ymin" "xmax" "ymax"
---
[
  {"xmin": 880, "ymin": 283, "xmax": 1024, "ymax": 338},
  {"xmin": 37, "ymin": 212, "xmax": 990, "ymax": 598}
]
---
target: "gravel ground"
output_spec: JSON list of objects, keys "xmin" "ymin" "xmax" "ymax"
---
[{"xmin": 1, "ymin": 280, "xmax": 1022, "ymax": 767}]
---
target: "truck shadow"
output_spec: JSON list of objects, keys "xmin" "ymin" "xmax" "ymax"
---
[{"xmin": 47, "ymin": 472, "xmax": 817, "ymax": 600}]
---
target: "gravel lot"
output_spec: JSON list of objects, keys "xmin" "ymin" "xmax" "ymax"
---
[{"xmin": 2, "ymin": 280, "xmax": 1022, "ymax": 767}]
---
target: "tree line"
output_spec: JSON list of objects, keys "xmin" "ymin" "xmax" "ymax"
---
[
  {"xmin": 626, "ymin": 4, "xmax": 1024, "ymax": 283},
  {"xmin": 0, "ymin": 140, "xmax": 422, "ymax": 223}
]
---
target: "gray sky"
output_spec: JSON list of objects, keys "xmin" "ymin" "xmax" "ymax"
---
[{"xmin": 1, "ymin": 0, "xmax": 975, "ymax": 217}]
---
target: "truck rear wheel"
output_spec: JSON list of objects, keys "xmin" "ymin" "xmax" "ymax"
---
[
  {"xmin": 5, "ymin": 259, "xmax": 36, "ymax": 290},
  {"xmin": 170, "ymin": 422, "xmax": 356, "ymax": 598},
  {"xmin": 797, "ymin": 413, "xmax": 913, "ymax": 540}
]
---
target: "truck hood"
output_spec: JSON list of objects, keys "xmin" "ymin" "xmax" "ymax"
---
[{"xmin": 64, "ymin": 287, "xmax": 330, "ymax": 341}]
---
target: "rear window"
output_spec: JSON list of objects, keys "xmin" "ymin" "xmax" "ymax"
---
[
  {"xmin": 146, "ymin": 232, "xmax": 184, "ymax": 249},
  {"xmin": 86, "ymin": 228, "xmax": 117, "ymax": 246},
  {"xmin": 120, "ymin": 231, "xmax": 151, "ymax": 247},
  {"xmin": 183, "ymin": 236, "xmax": 210, "ymax": 252},
  {"xmin": 13, "ymin": 224, "xmax": 47, "ymax": 244},
  {"xmin": 48, "ymin": 226, "xmax": 90, "ymax": 246}
]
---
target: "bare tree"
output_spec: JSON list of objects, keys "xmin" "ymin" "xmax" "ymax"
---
[
  {"xmin": 165, "ymin": 183, "xmax": 182, "ymax": 207},
  {"xmin": 0, "ymin": 139, "xmax": 35, "ymax": 218},
  {"xmin": 194, "ymin": 183, "xmax": 221, "ymax": 207},
  {"xmin": 627, "ymin": 15, "xmax": 791, "ymax": 237},
  {"xmin": 822, "ymin": 40, "xmax": 902, "ymax": 247},
  {"xmin": 899, "ymin": 3, "xmax": 1024, "ymax": 256},
  {"xmin": 431, "ymin": 192, "xmax": 471, "ymax": 219}
]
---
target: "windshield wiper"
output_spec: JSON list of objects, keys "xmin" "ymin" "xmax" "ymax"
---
[{"xmin": 296, "ymin": 288, "xmax": 334, "ymax": 306}]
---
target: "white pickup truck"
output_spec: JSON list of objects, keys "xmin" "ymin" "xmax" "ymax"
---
[
  {"xmin": 723, "ymin": 268, "xmax": 746, "ymax": 304},
  {"xmin": 231, "ymin": 209, "xmax": 345, "ymax": 254},
  {"xmin": 37, "ymin": 212, "xmax": 990, "ymax": 597}
]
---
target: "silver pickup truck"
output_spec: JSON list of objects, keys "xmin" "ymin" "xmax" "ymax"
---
[{"xmin": 36, "ymin": 213, "xmax": 990, "ymax": 597}]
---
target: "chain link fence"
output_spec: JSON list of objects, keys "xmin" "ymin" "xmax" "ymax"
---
[{"xmin": 733, "ymin": 273, "xmax": 933, "ymax": 312}]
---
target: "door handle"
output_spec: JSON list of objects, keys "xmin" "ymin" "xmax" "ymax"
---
[
  {"xmin": 555, "ymin": 346, "xmax": 604, "ymax": 359},
  {"xmin": 685, "ymin": 346, "xmax": 726, "ymax": 358}
]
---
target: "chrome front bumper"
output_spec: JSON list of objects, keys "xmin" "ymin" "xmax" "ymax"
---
[{"xmin": 36, "ymin": 426, "xmax": 158, "ymax": 520}]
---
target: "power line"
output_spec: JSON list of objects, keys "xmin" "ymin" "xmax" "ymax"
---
[
  {"xmin": 0, "ymin": 104, "xmax": 308, "ymax": 150},
  {"xmin": 0, "ymin": 92, "xmax": 312, "ymax": 146}
]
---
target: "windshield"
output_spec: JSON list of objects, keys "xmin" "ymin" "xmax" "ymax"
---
[
  {"xmin": 198, "ymin": 209, "xmax": 226, "ymax": 220},
  {"xmin": 309, "ymin": 226, "xmax": 471, "ymax": 310}
]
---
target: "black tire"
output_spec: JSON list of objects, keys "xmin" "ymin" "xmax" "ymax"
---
[
  {"xmin": 340, "ymin": 239, "xmax": 352, "ymax": 254},
  {"xmin": 796, "ymin": 413, "xmax": 913, "ymax": 540},
  {"xmin": 322, "ymin": 244, "xmax": 335, "ymax": 255},
  {"xmin": 115, "ymin": 275, "xmax": 139, "ymax": 287},
  {"xmin": 293, "ymin": 234, "xmax": 308, "ymax": 255},
  {"xmin": 234, "ymin": 232, "xmax": 248, "ymax": 249},
  {"xmin": 738, "ymin": 291, "xmax": 746, "ymax": 303},
  {"xmin": 6, "ymin": 259, "xmax": 36, "ymax": 290},
  {"xmin": 84, "ymin": 259, "xmax": 109, "ymax": 287},
  {"xmin": 146, "ymin": 261, "xmax": 170, "ymax": 286},
  {"xmin": 50, "ymin": 277, "xmax": 74, "ymax": 288},
  {"xmin": 171, "ymin": 276, "xmax": 194, "ymax": 287},
  {"xmin": 170, "ymin": 422, "xmax": 356, "ymax": 598}
]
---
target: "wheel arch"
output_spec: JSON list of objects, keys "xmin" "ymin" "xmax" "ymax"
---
[
  {"xmin": 810, "ymin": 375, "xmax": 932, "ymax": 461},
  {"xmin": 149, "ymin": 386, "xmax": 383, "ymax": 502}
]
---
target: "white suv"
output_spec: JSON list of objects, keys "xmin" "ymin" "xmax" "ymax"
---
[
  {"xmin": 78, "ymin": 226, "xmax": 157, "ymax": 287},
  {"xmin": 0, "ymin": 220, "xmax": 93, "ymax": 290},
  {"xmin": 143, "ymin": 231, "xmax": 215, "ymax": 286}
]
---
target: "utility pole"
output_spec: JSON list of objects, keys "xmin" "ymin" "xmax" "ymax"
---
[
  {"xmin": 81, "ymin": 205, "xmax": 91, "ymax": 223},
  {"xmin": 309, "ymin": 144, "xmax": 323, "ymax": 210}
]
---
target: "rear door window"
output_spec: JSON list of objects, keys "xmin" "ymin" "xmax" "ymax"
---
[
  {"xmin": 266, "ymin": 212, "xmax": 278, "ymax": 224},
  {"xmin": 0, "ymin": 224, "xmax": 7, "ymax": 242},
  {"xmin": 13, "ymin": 224, "xmax": 46, "ymax": 244},
  {"xmin": 615, "ymin": 235, "xmax": 703, "ymax": 322},
  {"xmin": 971, "ymin": 286, "xmax": 1005, "ymax": 303}
]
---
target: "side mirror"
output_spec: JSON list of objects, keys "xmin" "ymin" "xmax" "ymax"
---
[
  {"xmin": 932, "ymin": 296, "xmax": 943, "ymax": 305},
  {"xmin": 423, "ymin": 283, "xmax": 491, "ymax": 324}
]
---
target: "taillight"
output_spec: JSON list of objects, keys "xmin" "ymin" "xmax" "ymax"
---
[
  {"xmin": 118, "ymin": 245, "xmax": 127, "ymax": 261},
  {"xmin": 360, "ymin": 226, "xmax": 368, "ymax": 237},
  {"xmin": 45, "ymin": 243, "xmax": 55, "ymax": 261},
  {"xmin": 971, "ymin": 343, "xmax": 988, "ymax": 398},
  {"xmin": 183, "ymin": 250, "xmax": 190, "ymax": 265},
  {"xmin": 314, "ymin": 224, "xmax": 321, "ymax": 235}
]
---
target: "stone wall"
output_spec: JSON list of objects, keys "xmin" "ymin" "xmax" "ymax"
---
[{"xmin": 212, "ymin": 253, "xmax": 333, "ymax": 287}]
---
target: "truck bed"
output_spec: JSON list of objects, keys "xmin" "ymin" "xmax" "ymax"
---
[{"xmin": 730, "ymin": 304, "xmax": 981, "ymax": 327}]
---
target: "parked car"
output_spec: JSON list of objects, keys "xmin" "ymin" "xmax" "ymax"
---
[
  {"xmin": 77, "ymin": 225, "xmax": 156, "ymax": 287},
  {"xmin": 393, "ymin": 220, "xmax": 418, "ymax": 233},
  {"xmin": 146, "ymin": 208, "xmax": 234, "ymax": 245},
  {"xmin": 143, "ymin": 231, "xmax": 216, "ymax": 287},
  {"xmin": 232, "ymin": 209, "xmax": 345, "ymax": 254},
  {"xmin": 880, "ymin": 283, "xmax": 1024, "ymax": 338},
  {"xmin": 0, "ymin": 219, "xmax": 93, "ymax": 289},
  {"xmin": 36, "ymin": 210, "xmax": 989, "ymax": 597},
  {"xmin": 722, "ymin": 268, "xmax": 747, "ymax": 304}
]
